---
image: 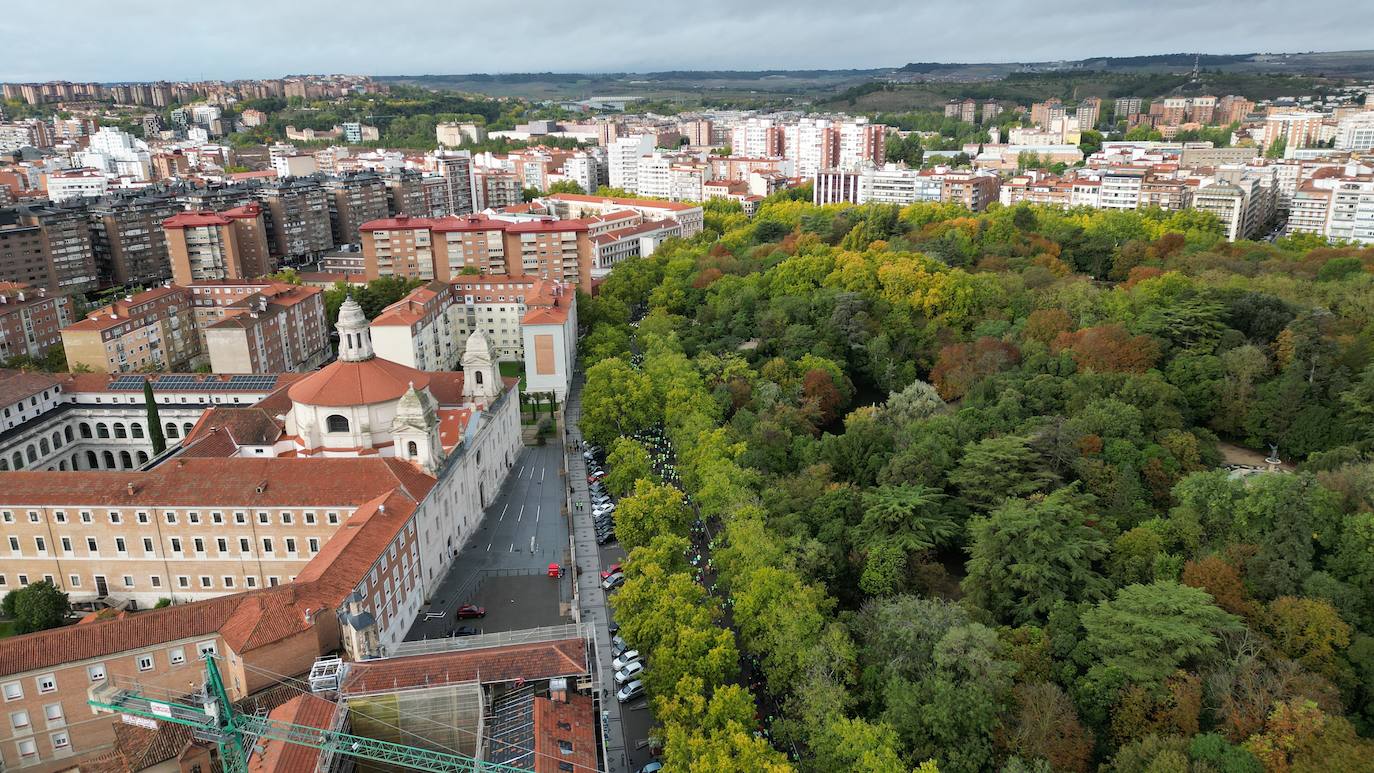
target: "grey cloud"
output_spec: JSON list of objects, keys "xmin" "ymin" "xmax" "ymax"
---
[{"xmin": 1, "ymin": 0, "xmax": 1371, "ymax": 81}]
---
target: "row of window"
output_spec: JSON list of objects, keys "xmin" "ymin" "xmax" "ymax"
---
[
  {"xmin": 4, "ymin": 534, "xmax": 321, "ymax": 558},
  {"xmin": 0, "ymin": 572, "xmax": 289, "ymax": 592},
  {"xmin": 2, "ymin": 509, "xmax": 341, "ymax": 527}
]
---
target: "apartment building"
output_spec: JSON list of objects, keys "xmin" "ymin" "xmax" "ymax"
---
[
  {"xmin": 1262, "ymin": 112, "xmax": 1327, "ymax": 153},
  {"xmin": 87, "ymin": 191, "xmax": 181, "ymax": 286},
  {"xmin": 1324, "ymin": 177, "xmax": 1374, "ymax": 244},
  {"xmin": 587, "ymin": 218, "xmax": 683, "ymax": 278},
  {"xmin": 257, "ymin": 178, "xmax": 335, "ymax": 261},
  {"xmin": 1287, "ymin": 183, "xmax": 1334, "ymax": 235},
  {"xmin": 163, "ymin": 205, "xmax": 273, "ymax": 285},
  {"xmin": 1192, "ymin": 175, "xmax": 1276, "ymax": 241},
  {"xmin": 1078, "ymin": 97, "xmax": 1102, "ymax": 130},
  {"xmin": 730, "ymin": 118, "xmax": 785, "ymax": 158},
  {"xmin": 0, "ymin": 204, "xmax": 99, "ymax": 294},
  {"xmin": 1335, "ymin": 111, "xmax": 1374, "ymax": 151},
  {"xmin": 433, "ymin": 151, "xmax": 475, "ymax": 215},
  {"xmin": 187, "ymin": 280, "xmax": 329, "ymax": 373},
  {"xmin": 939, "ymin": 172, "xmax": 1000, "ymax": 212},
  {"xmin": 607, "ymin": 134, "xmax": 656, "ymax": 191},
  {"xmin": 382, "ymin": 170, "xmax": 433, "ymax": 218},
  {"xmin": 0, "ymin": 284, "xmax": 72, "ymax": 361},
  {"xmin": 1031, "ymin": 99, "xmax": 1067, "ymax": 128},
  {"xmin": 473, "ymin": 169, "xmax": 523, "ymax": 211},
  {"xmin": 60, "ymin": 286, "xmax": 199, "ymax": 372},
  {"xmin": 323, "ymin": 173, "xmax": 390, "ymax": 247}
]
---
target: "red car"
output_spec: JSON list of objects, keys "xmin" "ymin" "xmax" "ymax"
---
[
  {"xmin": 455, "ymin": 604, "xmax": 486, "ymax": 618},
  {"xmin": 587, "ymin": 472, "xmax": 606, "ymax": 482},
  {"xmin": 600, "ymin": 563, "xmax": 623, "ymax": 580}
]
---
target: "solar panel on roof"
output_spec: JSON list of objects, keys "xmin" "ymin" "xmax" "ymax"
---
[{"xmin": 109, "ymin": 375, "xmax": 147, "ymax": 390}]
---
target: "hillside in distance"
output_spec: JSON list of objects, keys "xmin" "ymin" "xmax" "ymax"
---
[{"xmin": 376, "ymin": 49, "xmax": 1374, "ymax": 106}]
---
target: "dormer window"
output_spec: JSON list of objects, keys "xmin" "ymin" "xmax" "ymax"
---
[{"xmin": 326, "ymin": 415, "xmax": 350, "ymax": 433}]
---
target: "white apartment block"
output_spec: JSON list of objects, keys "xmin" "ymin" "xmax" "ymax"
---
[
  {"xmin": 1334, "ymin": 110, "xmax": 1374, "ymax": 151},
  {"xmin": 1325, "ymin": 178, "xmax": 1374, "ymax": 244},
  {"xmin": 608, "ymin": 134, "xmax": 655, "ymax": 191}
]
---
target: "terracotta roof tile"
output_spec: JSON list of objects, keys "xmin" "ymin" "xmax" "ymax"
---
[
  {"xmin": 249, "ymin": 695, "xmax": 337, "ymax": 773},
  {"xmin": 340, "ymin": 639, "xmax": 589, "ymax": 694},
  {"xmin": 287, "ymin": 357, "xmax": 432, "ymax": 407}
]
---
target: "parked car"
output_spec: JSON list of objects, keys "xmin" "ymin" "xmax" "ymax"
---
[
  {"xmin": 588, "ymin": 473, "xmax": 607, "ymax": 483},
  {"xmin": 455, "ymin": 604, "xmax": 486, "ymax": 618},
  {"xmin": 601, "ymin": 572, "xmax": 625, "ymax": 591},
  {"xmin": 611, "ymin": 650, "xmax": 641, "ymax": 671},
  {"xmin": 600, "ymin": 563, "xmax": 623, "ymax": 579},
  {"xmin": 615, "ymin": 661, "xmax": 645, "ymax": 685},
  {"xmin": 616, "ymin": 680, "xmax": 644, "ymax": 703},
  {"xmin": 611, "ymin": 635, "xmax": 627, "ymax": 655},
  {"xmin": 450, "ymin": 625, "xmax": 481, "ymax": 637},
  {"xmin": 597, "ymin": 532, "xmax": 618, "ymax": 545},
  {"xmin": 594, "ymin": 515, "xmax": 615, "ymax": 528},
  {"xmin": 608, "ymin": 622, "xmax": 620, "ymax": 637},
  {"xmin": 638, "ymin": 762, "xmax": 663, "ymax": 773}
]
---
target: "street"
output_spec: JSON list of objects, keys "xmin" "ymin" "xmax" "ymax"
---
[{"xmin": 405, "ymin": 443, "xmax": 573, "ymax": 641}]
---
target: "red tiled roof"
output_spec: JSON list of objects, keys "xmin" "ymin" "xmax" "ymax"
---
[
  {"xmin": 287, "ymin": 356, "xmax": 432, "ymax": 407},
  {"xmin": 544, "ymin": 192, "xmax": 697, "ymax": 212},
  {"xmin": 162, "ymin": 211, "xmax": 231, "ymax": 229},
  {"xmin": 534, "ymin": 694, "xmax": 599, "ymax": 773},
  {"xmin": 506, "ymin": 219, "xmax": 588, "ymax": 234},
  {"xmin": 0, "ymin": 369, "xmax": 61, "ymax": 406},
  {"xmin": 249, "ymin": 695, "xmax": 337, "ymax": 773},
  {"xmin": 340, "ymin": 639, "xmax": 589, "ymax": 694}
]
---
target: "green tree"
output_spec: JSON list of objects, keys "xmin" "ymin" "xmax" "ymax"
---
[
  {"xmin": 546, "ymin": 179, "xmax": 584, "ymax": 195},
  {"xmin": 614, "ymin": 480, "xmax": 693, "ymax": 550},
  {"xmin": 950, "ymin": 435, "xmax": 1056, "ymax": 511},
  {"xmin": 579, "ymin": 358, "xmax": 657, "ymax": 447},
  {"xmin": 144, "ymin": 379, "xmax": 166, "ymax": 455},
  {"xmin": 1081, "ymin": 581, "xmax": 1242, "ymax": 687},
  {"xmin": 963, "ymin": 487, "xmax": 1110, "ymax": 624},
  {"xmin": 884, "ymin": 378, "xmax": 946, "ymax": 425},
  {"xmin": 603, "ymin": 437, "xmax": 656, "ymax": 497},
  {"xmin": 4, "ymin": 581, "xmax": 70, "ymax": 634}
]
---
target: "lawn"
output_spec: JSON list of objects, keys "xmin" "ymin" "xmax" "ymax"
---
[
  {"xmin": 0, "ymin": 621, "xmax": 16, "ymax": 638},
  {"xmin": 499, "ymin": 361, "xmax": 526, "ymax": 392}
]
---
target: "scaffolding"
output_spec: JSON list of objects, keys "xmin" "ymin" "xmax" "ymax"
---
[{"xmin": 344, "ymin": 679, "xmax": 486, "ymax": 767}]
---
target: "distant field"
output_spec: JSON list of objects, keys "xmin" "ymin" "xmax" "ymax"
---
[{"xmin": 377, "ymin": 50, "xmax": 1374, "ymax": 110}]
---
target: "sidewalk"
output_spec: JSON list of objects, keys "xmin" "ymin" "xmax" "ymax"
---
[{"xmin": 563, "ymin": 371, "xmax": 633, "ymax": 773}]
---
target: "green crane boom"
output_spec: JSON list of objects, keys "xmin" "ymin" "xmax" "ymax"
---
[{"xmin": 87, "ymin": 654, "xmax": 525, "ymax": 773}]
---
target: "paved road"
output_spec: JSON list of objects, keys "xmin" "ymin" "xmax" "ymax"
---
[
  {"xmin": 405, "ymin": 443, "xmax": 573, "ymax": 641},
  {"xmin": 564, "ymin": 374, "xmax": 657, "ymax": 773}
]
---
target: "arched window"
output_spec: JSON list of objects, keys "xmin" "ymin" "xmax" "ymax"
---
[
  {"xmin": 39, "ymin": 438, "xmax": 49, "ymax": 455},
  {"xmin": 474, "ymin": 370, "xmax": 484, "ymax": 385},
  {"xmin": 0, "ymin": 458, "xmax": 8, "ymax": 471},
  {"xmin": 64, "ymin": 426, "xmax": 73, "ymax": 442},
  {"xmin": 79, "ymin": 422, "xmax": 92, "ymax": 439},
  {"xmin": 136, "ymin": 451, "xmax": 148, "ymax": 464},
  {"xmin": 407, "ymin": 441, "xmax": 418, "ymax": 456},
  {"xmin": 86, "ymin": 451, "xmax": 98, "ymax": 469},
  {"xmin": 26, "ymin": 445, "xmax": 37, "ymax": 463},
  {"xmin": 52, "ymin": 431, "xmax": 62, "ymax": 448},
  {"xmin": 102, "ymin": 451, "xmax": 115, "ymax": 469},
  {"xmin": 119, "ymin": 451, "xmax": 132, "ymax": 469},
  {"xmin": 113, "ymin": 422, "xmax": 127, "ymax": 439},
  {"xmin": 11, "ymin": 452, "xmax": 23, "ymax": 470},
  {"xmin": 183, "ymin": 422, "xmax": 193, "ymax": 436},
  {"xmin": 58, "ymin": 460, "xmax": 67, "ymax": 471},
  {"xmin": 131, "ymin": 423, "xmax": 144, "ymax": 439},
  {"xmin": 326, "ymin": 415, "xmax": 350, "ymax": 433},
  {"xmin": 96, "ymin": 423, "xmax": 110, "ymax": 439},
  {"xmin": 165, "ymin": 422, "xmax": 178, "ymax": 439}
]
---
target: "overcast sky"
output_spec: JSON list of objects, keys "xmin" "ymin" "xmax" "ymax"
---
[{"xmin": 3, "ymin": 0, "xmax": 1372, "ymax": 82}]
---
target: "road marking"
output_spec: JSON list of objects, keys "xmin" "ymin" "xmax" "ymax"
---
[
  {"xmin": 541, "ymin": 467, "xmax": 546, "ymax": 482},
  {"xmin": 518, "ymin": 505, "xmax": 524, "ymax": 522},
  {"xmin": 509, "ymin": 543, "xmax": 514, "ymax": 552},
  {"xmin": 499, "ymin": 504, "xmax": 508, "ymax": 521},
  {"xmin": 517, "ymin": 465, "xmax": 526, "ymax": 478},
  {"xmin": 536, "ymin": 505, "xmax": 541, "ymax": 523},
  {"xmin": 486, "ymin": 542, "xmax": 492, "ymax": 552}
]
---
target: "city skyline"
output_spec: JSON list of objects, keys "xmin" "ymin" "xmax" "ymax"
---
[{"xmin": 3, "ymin": 0, "xmax": 1374, "ymax": 82}]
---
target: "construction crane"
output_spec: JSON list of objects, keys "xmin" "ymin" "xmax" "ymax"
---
[{"xmin": 88, "ymin": 654, "xmax": 522, "ymax": 773}]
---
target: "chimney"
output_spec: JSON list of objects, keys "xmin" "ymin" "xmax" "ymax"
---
[
  {"xmin": 378, "ymin": 502, "xmax": 385, "ymax": 515},
  {"xmin": 126, "ymin": 482, "xmax": 136, "ymax": 496}
]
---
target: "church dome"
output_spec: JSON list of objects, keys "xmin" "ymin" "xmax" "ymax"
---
[
  {"xmin": 288, "ymin": 296, "xmax": 432, "ymax": 407},
  {"xmin": 288, "ymin": 358, "xmax": 432, "ymax": 408}
]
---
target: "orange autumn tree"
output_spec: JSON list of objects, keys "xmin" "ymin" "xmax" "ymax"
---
[
  {"xmin": 930, "ymin": 337, "xmax": 1021, "ymax": 399},
  {"xmin": 1052, "ymin": 324, "xmax": 1160, "ymax": 373}
]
